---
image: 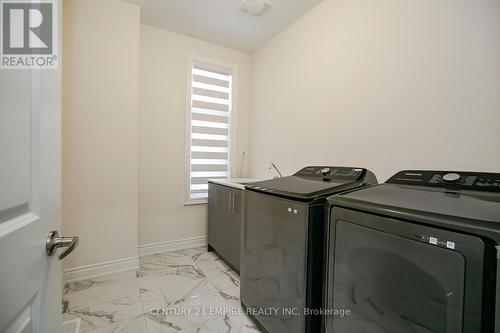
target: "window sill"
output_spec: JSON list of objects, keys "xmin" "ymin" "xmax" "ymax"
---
[{"xmin": 184, "ymin": 199, "xmax": 208, "ymax": 206}]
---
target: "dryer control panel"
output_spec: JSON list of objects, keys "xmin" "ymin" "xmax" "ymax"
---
[{"xmin": 387, "ymin": 170, "xmax": 500, "ymax": 192}]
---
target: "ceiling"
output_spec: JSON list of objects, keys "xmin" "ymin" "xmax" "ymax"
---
[{"xmin": 123, "ymin": 0, "xmax": 323, "ymax": 53}]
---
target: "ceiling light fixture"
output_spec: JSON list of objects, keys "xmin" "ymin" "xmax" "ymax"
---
[{"xmin": 240, "ymin": 0, "xmax": 272, "ymax": 16}]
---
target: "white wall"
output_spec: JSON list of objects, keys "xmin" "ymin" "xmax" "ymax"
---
[
  {"xmin": 138, "ymin": 24, "xmax": 251, "ymax": 247},
  {"xmin": 249, "ymin": 0, "xmax": 500, "ymax": 181},
  {"xmin": 61, "ymin": 0, "xmax": 500, "ymax": 270},
  {"xmin": 62, "ymin": 0, "xmax": 140, "ymax": 270}
]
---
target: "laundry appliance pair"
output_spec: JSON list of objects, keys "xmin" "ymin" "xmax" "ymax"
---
[{"xmin": 240, "ymin": 166, "xmax": 500, "ymax": 333}]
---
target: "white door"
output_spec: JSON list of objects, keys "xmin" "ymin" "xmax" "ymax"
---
[{"xmin": 0, "ymin": 2, "xmax": 66, "ymax": 331}]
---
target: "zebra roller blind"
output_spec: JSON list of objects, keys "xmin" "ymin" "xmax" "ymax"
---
[{"xmin": 187, "ymin": 61, "xmax": 233, "ymax": 201}]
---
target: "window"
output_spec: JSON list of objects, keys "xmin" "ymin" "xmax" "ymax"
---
[{"xmin": 186, "ymin": 59, "xmax": 234, "ymax": 203}]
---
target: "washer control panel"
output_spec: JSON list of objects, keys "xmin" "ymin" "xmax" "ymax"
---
[
  {"xmin": 387, "ymin": 170, "xmax": 500, "ymax": 192},
  {"xmin": 295, "ymin": 166, "xmax": 366, "ymax": 180}
]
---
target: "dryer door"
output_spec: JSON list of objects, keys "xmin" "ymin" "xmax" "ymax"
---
[{"xmin": 326, "ymin": 208, "xmax": 486, "ymax": 333}]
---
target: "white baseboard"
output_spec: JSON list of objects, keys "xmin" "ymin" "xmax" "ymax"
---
[
  {"xmin": 62, "ymin": 236, "xmax": 207, "ymax": 284},
  {"xmin": 63, "ymin": 256, "xmax": 140, "ymax": 284},
  {"xmin": 138, "ymin": 236, "xmax": 207, "ymax": 257}
]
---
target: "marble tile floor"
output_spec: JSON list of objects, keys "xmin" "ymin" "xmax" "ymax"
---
[{"xmin": 62, "ymin": 247, "xmax": 262, "ymax": 333}]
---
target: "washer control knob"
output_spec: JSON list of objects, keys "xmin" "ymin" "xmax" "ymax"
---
[
  {"xmin": 443, "ymin": 173, "xmax": 461, "ymax": 182},
  {"xmin": 321, "ymin": 168, "xmax": 331, "ymax": 176}
]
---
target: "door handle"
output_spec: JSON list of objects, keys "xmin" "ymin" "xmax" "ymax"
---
[{"xmin": 46, "ymin": 230, "xmax": 79, "ymax": 260}]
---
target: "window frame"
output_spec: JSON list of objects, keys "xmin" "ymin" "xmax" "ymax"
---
[{"xmin": 184, "ymin": 55, "xmax": 238, "ymax": 205}]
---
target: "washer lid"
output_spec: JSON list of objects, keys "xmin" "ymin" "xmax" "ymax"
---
[
  {"xmin": 246, "ymin": 166, "xmax": 375, "ymax": 201},
  {"xmin": 328, "ymin": 170, "xmax": 500, "ymax": 239},
  {"xmin": 332, "ymin": 183, "xmax": 500, "ymax": 223}
]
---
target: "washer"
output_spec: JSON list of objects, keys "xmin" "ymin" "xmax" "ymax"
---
[
  {"xmin": 241, "ymin": 166, "xmax": 378, "ymax": 333},
  {"xmin": 326, "ymin": 170, "xmax": 500, "ymax": 333}
]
